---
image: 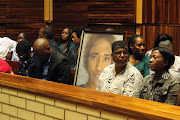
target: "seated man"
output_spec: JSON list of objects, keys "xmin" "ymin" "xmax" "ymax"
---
[
  {"xmin": 33, "ymin": 38, "xmax": 72, "ymax": 85},
  {"xmin": 96, "ymin": 41, "xmax": 143, "ymax": 98},
  {"xmin": 38, "ymin": 27, "xmax": 61, "ymax": 52},
  {"xmin": 16, "ymin": 40, "xmax": 35, "ymax": 77}
]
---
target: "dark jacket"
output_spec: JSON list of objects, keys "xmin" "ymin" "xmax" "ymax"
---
[
  {"xmin": 18, "ymin": 54, "xmax": 36, "ymax": 77},
  {"xmin": 34, "ymin": 48, "xmax": 72, "ymax": 85},
  {"xmin": 49, "ymin": 39, "xmax": 61, "ymax": 53},
  {"xmin": 67, "ymin": 44, "xmax": 79, "ymax": 69}
]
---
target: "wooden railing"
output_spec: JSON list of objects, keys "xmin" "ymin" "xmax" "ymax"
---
[{"xmin": 0, "ymin": 72, "xmax": 180, "ymax": 120}]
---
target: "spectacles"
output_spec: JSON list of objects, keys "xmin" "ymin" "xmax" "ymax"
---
[{"xmin": 112, "ymin": 51, "xmax": 129, "ymax": 56}]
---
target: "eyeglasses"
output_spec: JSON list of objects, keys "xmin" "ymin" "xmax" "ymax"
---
[{"xmin": 112, "ymin": 51, "xmax": 129, "ymax": 56}]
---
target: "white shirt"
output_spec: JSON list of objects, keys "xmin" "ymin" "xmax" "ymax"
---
[
  {"xmin": 96, "ymin": 62, "xmax": 143, "ymax": 98},
  {"xmin": 169, "ymin": 56, "xmax": 180, "ymax": 82},
  {"xmin": 0, "ymin": 37, "xmax": 17, "ymax": 60}
]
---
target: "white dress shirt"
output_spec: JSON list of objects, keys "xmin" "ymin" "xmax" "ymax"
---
[{"xmin": 0, "ymin": 37, "xmax": 16, "ymax": 60}]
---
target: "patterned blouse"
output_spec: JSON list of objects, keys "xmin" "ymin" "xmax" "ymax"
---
[
  {"xmin": 96, "ymin": 62, "xmax": 143, "ymax": 98},
  {"xmin": 140, "ymin": 72, "xmax": 179, "ymax": 105}
]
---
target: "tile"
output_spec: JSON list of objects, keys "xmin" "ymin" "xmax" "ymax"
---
[
  {"xmin": 0, "ymin": 93, "xmax": 9, "ymax": 104},
  {"xmin": 65, "ymin": 110, "xmax": 87, "ymax": 120},
  {"xmin": 0, "ymin": 113, "xmax": 9, "ymax": 120},
  {"xmin": 2, "ymin": 88, "xmax": 17, "ymax": 96},
  {"xmin": 35, "ymin": 113, "xmax": 54, "ymax": 120},
  {"xmin": 2, "ymin": 104, "xmax": 17, "ymax": 117},
  {"xmin": 88, "ymin": 116, "xmax": 106, "ymax": 120},
  {"xmin": 18, "ymin": 91, "xmax": 35, "ymax": 100},
  {"xmin": 55, "ymin": 100, "xmax": 76, "ymax": 111},
  {"xmin": 18, "ymin": 108, "xmax": 34, "ymax": 120},
  {"xmin": 10, "ymin": 117, "xmax": 22, "ymax": 120},
  {"xmin": 101, "ymin": 111, "xmax": 127, "ymax": 120},
  {"xmin": 45, "ymin": 105, "xmax": 64, "ymax": 119},
  {"xmin": 27, "ymin": 100, "xmax": 44, "ymax": 114},
  {"xmin": 10, "ymin": 96, "xmax": 26, "ymax": 108},
  {"xmin": 77, "ymin": 106, "xmax": 100, "ymax": 117},
  {"xmin": 36, "ymin": 96, "xmax": 54, "ymax": 105}
]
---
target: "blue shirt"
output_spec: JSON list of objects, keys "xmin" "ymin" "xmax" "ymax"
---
[{"xmin": 42, "ymin": 55, "xmax": 51, "ymax": 80}]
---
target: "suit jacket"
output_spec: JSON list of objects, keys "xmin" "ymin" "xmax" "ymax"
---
[
  {"xmin": 34, "ymin": 48, "xmax": 72, "ymax": 85},
  {"xmin": 49, "ymin": 39, "xmax": 61, "ymax": 53}
]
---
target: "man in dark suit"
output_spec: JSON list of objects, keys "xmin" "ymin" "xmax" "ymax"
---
[
  {"xmin": 33, "ymin": 38, "xmax": 72, "ymax": 85},
  {"xmin": 38, "ymin": 26, "xmax": 61, "ymax": 52}
]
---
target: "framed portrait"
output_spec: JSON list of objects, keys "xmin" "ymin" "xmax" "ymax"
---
[{"xmin": 74, "ymin": 30, "xmax": 126, "ymax": 90}]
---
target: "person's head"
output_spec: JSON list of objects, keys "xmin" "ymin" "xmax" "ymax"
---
[
  {"xmin": 159, "ymin": 40, "xmax": 173, "ymax": 51},
  {"xmin": 154, "ymin": 33, "xmax": 173, "ymax": 48},
  {"xmin": 38, "ymin": 27, "xmax": 54, "ymax": 40},
  {"xmin": 84, "ymin": 34, "xmax": 116, "ymax": 82},
  {"xmin": 72, "ymin": 28, "xmax": 83, "ymax": 44},
  {"xmin": 150, "ymin": 47, "xmax": 175, "ymax": 72},
  {"xmin": 16, "ymin": 40, "xmax": 32, "ymax": 61},
  {"xmin": 60, "ymin": 28, "xmax": 72, "ymax": 42},
  {"xmin": 112, "ymin": 41, "xmax": 129, "ymax": 67},
  {"xmin": 33, "ymin": 38, "xmax": 52, "ymax": 62},
  {"xmin": 17, "ymin": 32, "xmax": 29, "ymax": 42},
  {"xmin": 128, "ymin": 34, "xmax": 145, "ymax": 55}
]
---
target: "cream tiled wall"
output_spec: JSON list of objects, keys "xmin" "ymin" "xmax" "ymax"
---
[{"xmin": 0, "ymin": 86, "xmax": 136, "ymax": 120}]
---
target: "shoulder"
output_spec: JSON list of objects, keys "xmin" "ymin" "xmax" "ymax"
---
[
  {"xmin": 51, "ymin": 49, "xmax": 69, "ymax": 64},
  {"xmin": 126, "ymin": 63, "xmax": 143, "ymax": 78},
  {"xmin": 168, "ymin": 74, "xmax": 179, "ymax": 85},
  {"xmin": 100, "ymin": 64, "xmax": 114, "ymax": 77},
  {"xmin": 143, "ymin": 55, "xmax": 150, "ymax": 60}
]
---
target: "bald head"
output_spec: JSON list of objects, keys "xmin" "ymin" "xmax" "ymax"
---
[{"xmin": 33, "ymin": 38, "xmax": 52, "ymax": 61}]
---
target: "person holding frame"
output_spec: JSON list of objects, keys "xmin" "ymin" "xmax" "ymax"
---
[
  {"xmin": 96, "ymin": 41, "xmax": 143, "ymax": 98},
  {"xmin": 76, "ymin": 31, "xmax": 125, "ymax": 90}
]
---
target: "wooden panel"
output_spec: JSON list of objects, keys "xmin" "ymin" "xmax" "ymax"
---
[
  {"xmin": 5, "ymin": 23, "xmax": 45, "ymax": 43},
  {"xmin": 52, "ymin": 0, "xmax": 88, "ymax": 42},
  {"xmin": 1, "ymin": 72, "xmax": 180, "ymax": 120},
  {"xmin": 143, "ymin": 0, "xmax": 180, "ymax": 24},
  {"xmin": 52, "ymin": 0, "xmax": 135, "ymax": 43},
  {"xmin": 87, "ymin": 0, "xmax": 135, "ymax": 24},
  {"xmin": 0, "ymin": 0, "xmax": 45, "ymax": 43},
  {"xmin": 0, "ymin": 24, "xmax": 6, "ymax": 37},
  {"xmin": 140, "ymin": 25, "xmax": 180, "ymax": 55}
]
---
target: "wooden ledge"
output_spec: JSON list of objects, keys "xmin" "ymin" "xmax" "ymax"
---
[{"xmin": 0, "ymin": 72, "xmax": 180, "ymax": 120}]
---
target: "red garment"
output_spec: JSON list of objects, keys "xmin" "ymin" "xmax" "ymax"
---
[{"xmin": 0, "ymin": 58, "xmax": 12, "ymax": 73}]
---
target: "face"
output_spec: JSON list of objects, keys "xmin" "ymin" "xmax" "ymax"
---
[
  {"xmin": 131, "ymin": 37, "xmax": 145, "ymax": 54},
  {"xmin": 38, "ymin": 28, "xmax": 46, "ymax": 38},
  {"xmin": 72, "ymin": 32, "xmax": 80, "ymax": 44},
  {"xmin": 17, "ymin": 51, "xmax": 30, "ymax": 61},
  {"xmin": 88, "ymin": 39, "xmax": 112, "ymax": 82},
  {"xmin": 149, "ymin": 50, "xmax": 166, "ymax": 71},
  {"xmin": 112, "ymin": 48, "xmax": 129, "ymax": 67},
  {"xmin": 17, "ymin": 33, "xmax": 25, "ymax": 42},
  {"xmin": 61, "ymin": 28, "xmax": 70, "ymax": 41}
]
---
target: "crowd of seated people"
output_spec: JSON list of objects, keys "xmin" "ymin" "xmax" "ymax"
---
[{"xmin": 0, "ymin": 26, "xmax": 180, "ymax": 105}]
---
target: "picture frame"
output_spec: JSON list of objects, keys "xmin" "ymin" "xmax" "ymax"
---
[{"xmin": 74, "ymin": 30, "xmax": 126, "ymax": 90}]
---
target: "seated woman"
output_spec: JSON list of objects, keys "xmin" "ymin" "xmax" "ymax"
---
[
  {"xmin": 59, "ymin": 28, "xmax": 74, "ymax": 56},
  {"xmin": 140, "ymin": 47, "xmax": 179, "ymax": 105},
  {"xmin": 128, "ymin": 35, "xmax": 150, "ymax": 77},
  {"xmin": 11, "ymin": 32, "xmax": 30, "ymax": 61},
  {"xmin": 67, "ymin": 28, "xmax": 83, "ymax": 69},
  {"xmin": 97, "ymin": 41, "xmax": 143, "ymax": 98}
]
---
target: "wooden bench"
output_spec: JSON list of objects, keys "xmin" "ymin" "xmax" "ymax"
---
[{"xmin": 6, "ymin": 60, "xmax": 19, "ymax": 74}]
